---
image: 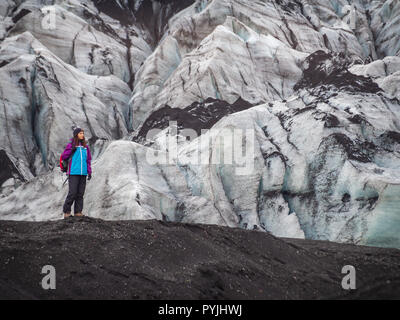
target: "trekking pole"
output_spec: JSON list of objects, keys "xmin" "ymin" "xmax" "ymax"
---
[{"xmin": 62, "ymin": 174, "xmax": 69, "ymax": 187}]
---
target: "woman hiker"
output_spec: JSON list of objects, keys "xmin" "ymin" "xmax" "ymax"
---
[{"xmin": 61, "ymin": 127, "xmax": 92, "ymax": 219}]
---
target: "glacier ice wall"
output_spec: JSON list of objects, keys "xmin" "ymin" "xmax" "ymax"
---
[{"xmin": 1, "ymin": 0, "xmax": 400, "ymax": 248}]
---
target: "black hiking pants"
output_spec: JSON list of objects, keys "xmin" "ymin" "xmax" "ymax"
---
[{"xmin": 63, "ymin": 175, "xmax": 87, "ymax": 214}]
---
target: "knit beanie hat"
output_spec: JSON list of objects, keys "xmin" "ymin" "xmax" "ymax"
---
[{"xmin": 73, "ymin": 127, "xmax": 82, "ymax": 137}]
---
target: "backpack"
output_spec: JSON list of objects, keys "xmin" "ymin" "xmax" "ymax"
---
[
  {"xmin": 59, "ymin": 156, "xmax": 68, "ymax": 173},
  {"xmin": 59, "ymin": 147, "xmax": 77, "ymax": 173}
]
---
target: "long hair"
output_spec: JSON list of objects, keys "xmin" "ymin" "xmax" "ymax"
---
[{"xmin": 72, "ymin": 135, "xmax": 87, "ymax": 148}]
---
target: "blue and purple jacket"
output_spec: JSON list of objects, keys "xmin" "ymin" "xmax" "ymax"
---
[{"xmin": 61, "ymin": 138, "xmax": 92, "ymax": 176}]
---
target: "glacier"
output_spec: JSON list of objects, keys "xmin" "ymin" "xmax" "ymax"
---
[{"xmin": 0, "ymin": 0, "xmax": 399, "ymax": 248}]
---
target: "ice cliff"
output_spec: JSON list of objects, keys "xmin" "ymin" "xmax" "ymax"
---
[{"xmin": 1, "ymin": 0, "xmax": 399, "ymax": 248}]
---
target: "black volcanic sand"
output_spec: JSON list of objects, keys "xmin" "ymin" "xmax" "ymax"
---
[
  {"xmin": 0, "ymin": 217, "xmax": 399, "ymax": 299},
  {"xmin": 293, "ymin": 50, "xmax": 382, "ymax": 93},
  {"xmin": 134, "ymin": 97, "xmax": 256, "ymax": 142}
]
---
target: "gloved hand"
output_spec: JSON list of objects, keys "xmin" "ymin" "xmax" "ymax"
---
[{"xmin": 87, "ymin": 174, "xmax": 92, "ymax": 181}]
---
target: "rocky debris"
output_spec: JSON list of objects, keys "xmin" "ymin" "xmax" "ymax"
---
[
  {"xmin": 294, "ymin": 50, "xmax": 382, "ymax": 93},
  {"xmin": 0, "ymin": 216, "xmax": 399, "ymax": 299}
]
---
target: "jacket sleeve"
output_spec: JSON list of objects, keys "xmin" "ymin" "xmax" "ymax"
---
[
  {"xmin": 61, "ymin": 143, "xmax": 73, "ymax": 161},
  {"xmin": 87, "ymin": 145, "xmax": 92, "ymax": 175}
]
